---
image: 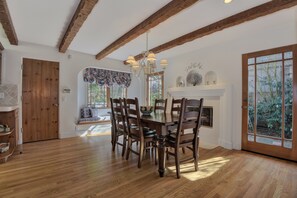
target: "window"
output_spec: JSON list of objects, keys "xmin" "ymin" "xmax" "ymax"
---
[
  {"xmin": 87, "ymin": 83, "xmax": 127, "ymax": 108},
  {"xmin": 147, "ymin": 72, "xmax": 164, "ymax": 106},
  {"xmin": 110, "ymin": 84, "xmax": 127, "ymax": 99}
]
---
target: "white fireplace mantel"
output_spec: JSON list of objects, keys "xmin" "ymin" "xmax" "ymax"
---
[
  {"xmin": 167, "ymin": 84, "xmax": 228, "ymax": 97},
  {"xmin": 167, "ymin": 84, "xmax": 234, "ymax": 149}
]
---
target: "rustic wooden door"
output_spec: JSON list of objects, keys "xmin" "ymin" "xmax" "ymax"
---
[
  {"xmin": 22, "ymin": 58, "xmax": 59, "ymax": 143},
  {"xmin": 242, "ymin": 44, "xmax": 297, "ymax": 161}
]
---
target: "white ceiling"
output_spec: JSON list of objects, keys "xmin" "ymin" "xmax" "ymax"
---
[{"xmin": 4, "ymin": 0, "xmax": 296, "ymax": 61}]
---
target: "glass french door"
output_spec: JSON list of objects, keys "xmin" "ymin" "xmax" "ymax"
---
[{"xmin": 242, "ymin": 44, "xmax": 297, "ymax": 161}]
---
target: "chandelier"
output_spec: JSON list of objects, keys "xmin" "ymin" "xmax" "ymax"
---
[{"xmin": 126, "ymin": 32, "xmax": 168, "ymax": 77}]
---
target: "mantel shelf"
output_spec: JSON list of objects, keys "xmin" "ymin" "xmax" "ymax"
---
[{"xmin": 167, "ymin": 84, "xmax": 231, "ymax": 97}]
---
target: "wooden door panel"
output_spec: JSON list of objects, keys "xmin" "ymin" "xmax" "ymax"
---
[
  {"xmin": 22, "ymin": 58, "xmax": 59, "ymax": 143},
  {"xmin": 49, "ymin": 63, "xmax": 59, "ymax": 139}
]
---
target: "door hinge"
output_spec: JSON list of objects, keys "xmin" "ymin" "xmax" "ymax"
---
[
  {"xmin": 21, "ymin": 64, "xmax": 23, "ymax": 70},
  {"xmin": 21, "ymin": 128, "xmax": 23, "ymax": 133},
  {"xmin": 21, "ymin": 96, "xmax": 23, "ymax": 101}
]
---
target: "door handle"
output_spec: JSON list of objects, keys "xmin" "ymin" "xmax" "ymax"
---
[
  {"xmin": 242, "ymin": 106, "xmax": 248, "ymax": 109},
  {"xmin": 53, "ymin": 104, "xmax": 59, "ymax": 107}
]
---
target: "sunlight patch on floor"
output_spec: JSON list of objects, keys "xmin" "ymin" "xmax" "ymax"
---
[
  {"xmin": 167, "ymin": 157, "xmax": 230, "ymax": 181},
  {"xmin": 80, "ymin": 124, "xmax": 111, "ymax": 137}
]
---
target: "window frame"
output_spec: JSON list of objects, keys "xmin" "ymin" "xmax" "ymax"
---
[{"xmin": 146, "ymin": 71, "xmax": 164, "ymax": 106}]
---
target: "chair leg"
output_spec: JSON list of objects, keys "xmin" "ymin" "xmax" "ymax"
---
[
  {"xmin": 182, "ymin": 147, "xmax": 186, "ymax": 154},
  {"xmin": 194, "ymin": 152, "xmax": 198, "ymax": 171},
  {"xmin": 126, "ymin": 137, "xmax": 132, "ymax": 160},
  {"xmin": 193, "ymin": 138, "xmax": 199, "ymax": 171},
  {"xmin": 138, "ymin": 140, "xmax": 144, "ymax": 168},
  {"xmin": 122, "ymin": 134, "xmax": 127, "ymax": 157},
  {"xmin": 181, "ymin": 130, "xmax": 186, "ymax": 154},
  {"xmin": 112, "ymin": 134, "xmax": 117, "ymax": 152},
  {"xmin": 175, "ymin": 148, "xmax": 180, "ymax": 179},
  {"xmin": 143, "ymin": 143, "xmax": 147, "ymax": 159},
  {"xmin": 166, "ymin": 148, "xmax": 169, "ymax": 160}
]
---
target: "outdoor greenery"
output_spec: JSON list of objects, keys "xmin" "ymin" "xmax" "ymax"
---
[
  {"xmin": 88, "ymin": 83, "xmax": 126, "ymax": 107},
  {"xmin": 88, "ymin": 84, "xmax": 107, "ymax": 107},
  {"xmin": 148, "ymin": 75, "xmax": 163, "ymax": 106},
  {"xmin": 248, "ymin": 63, "xmax": 293, "ymax": 139}
]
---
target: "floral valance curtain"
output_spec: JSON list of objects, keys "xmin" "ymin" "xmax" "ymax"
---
[{"xmin": 83, "ymin": 68, "xmax": 131, "ymax": 88}]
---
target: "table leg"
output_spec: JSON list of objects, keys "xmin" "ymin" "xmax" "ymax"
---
[{"xmin": 158, "ymin": 135, "xmax": 166, "ymax": 177}]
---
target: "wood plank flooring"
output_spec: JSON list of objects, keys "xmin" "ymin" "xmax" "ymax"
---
[{"xmin": 0, "ymin": 134, "xmax": 297, "ymax": 198}]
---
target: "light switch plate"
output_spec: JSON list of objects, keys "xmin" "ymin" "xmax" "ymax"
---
[{"xmin": 0, "ymin": 92, "xmax": 4, "ymax": 99}]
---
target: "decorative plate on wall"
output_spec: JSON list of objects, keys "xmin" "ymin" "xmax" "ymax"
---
[
  {"xmin": 176, "ymin": 76, "xmax": 185, "ymax": 87},
  {"xmin": 186, "ymin": 70, "xmax": 203, "ymax": 86}
]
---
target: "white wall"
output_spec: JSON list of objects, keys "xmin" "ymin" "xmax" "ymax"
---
[
  {"xmin": 1, "ymin": 42, "xmax": 141, "ymax": 141},
  {"xmin": 164, "ymin": 9, "xmax": 297, "ymax": 150}
]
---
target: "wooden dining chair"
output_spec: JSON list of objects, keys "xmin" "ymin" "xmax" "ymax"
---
[
  {"xmin": 166, "ymin": 98, "xmax": 204, "ymax": 179},
  {"xmin": 171, "ymin": 98, "xmax": 182, "ymax": 115},
  {"xmin": 168, "ymin": 98, "xmax": 186, "ymax": 154},
  {"xmin": 110, "ymin": 98, "xmax": 127, "ymax": 157},
  {"xmin": 124, "ymin": 97, "xmax": 157, "ymax": 168},
  {"xmin": 154, "ymin": 99, "xmax": 167, "ymax": 113}
]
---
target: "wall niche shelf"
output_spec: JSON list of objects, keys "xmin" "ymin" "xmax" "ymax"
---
[
  {"xmin": 0, "ymin": 129, "xmax": 14, "ymax": 137},
  {"xmin": 0, "ymin": 107, "xmax": 19, "ymax": 163}
]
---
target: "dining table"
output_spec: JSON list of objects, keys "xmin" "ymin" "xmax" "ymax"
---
[{"xmin": 141, "ymin": 112, "xmax": 179, "ymax": 177}]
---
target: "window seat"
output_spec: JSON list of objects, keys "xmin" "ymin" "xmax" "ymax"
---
[
  {"xmin": 77, "ymin": 117, "xmax": 110, "ymax": 125},
  {"xmin": 77, "ymin": 107, "xmax": 111, "ymax": 125}
]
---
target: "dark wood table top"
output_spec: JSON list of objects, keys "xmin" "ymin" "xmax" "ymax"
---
[{"xmin": 140, "ymin": 112, "xmax": 179, "ymax": 126}]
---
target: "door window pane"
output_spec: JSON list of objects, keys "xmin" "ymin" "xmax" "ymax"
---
[
  {"xmin": 284, "ymin": 52, "xmax": 293, "ymax": 59},
  {"xmin": 248, "ymin": 65, "xmax": 255, "ymax": 134},
  {"xmin": 284, "ymin": 60, "xmax": 293, "ymax": 140},
  {"xmin": 284, "ymin": 140, "xmax": 292, "ymax": 149},
  {"xmin": 256, "ymin": 61, "xmax": 282, "ymax": 138},
  {"xmin": 248, "ymin": 134, "xmax": 254, "ymax": 142},
  {"xmin": 248, "ymin": 58, "xmax": 255, "ymax": 65},
  {"xmin": 256, "ymin": 136, "xmax": 281, "ymax": 146},
  {"xmin": 256, "ymin": 53, "xmax": 282, "ymax": 63}
]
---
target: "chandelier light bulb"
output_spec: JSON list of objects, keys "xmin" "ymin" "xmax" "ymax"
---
[
  {"xmin": 126, "ymin": 56, "xmax": 136, "ymax": 64},
  {"xmin": 125, "ymin": 31, "xmax": 169, "ymax": 76},
  {"xmin": 132, "ymin": 61, "xmax": 139, "ymax": 68},
  {"xmin": 147, "ymin": 52, "xmax": 156, "ymax": 62},
  {"xmin": 224, "ymin": 0, "xmax": 232, "ymax": 4}
]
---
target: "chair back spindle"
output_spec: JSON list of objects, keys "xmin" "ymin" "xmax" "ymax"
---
[{"xmin": 154, "ymin": 99, "xmax": 167, "ymax": 113}]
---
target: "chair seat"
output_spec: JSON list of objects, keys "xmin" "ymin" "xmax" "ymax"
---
[
  {"xmin": 143, "ymin": 127, "xmax": 156, "ymax": 135},
  {"xmin": 129, "ymin": 127, "xmax": 156, "ymax": 139},
  {"xmin": 166, "ymin": 133, "xmax": 194, "ymax": 146},
  {"xmin": 130, "ymin": 126, "xmax": 156, "ymax": 134}
]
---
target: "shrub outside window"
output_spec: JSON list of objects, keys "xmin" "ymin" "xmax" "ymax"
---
[{"xmin": 87, "ymin": 83, "xmax": 127, "ymax": 108}]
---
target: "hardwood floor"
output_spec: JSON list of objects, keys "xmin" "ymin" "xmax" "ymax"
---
[{"xmin": 0, "ymin": 134, "xmax": 297, "ymax": 197}]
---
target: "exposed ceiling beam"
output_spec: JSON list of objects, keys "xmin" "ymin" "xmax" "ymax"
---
[
  {"xmin": 0, "ymin": 0, "xmax": 18, "ymax": 45},
  {"xmin": 131, "ymin": 0, "xmax": 297, "ymax": 62},
  {"xmin": 96, "ymin": 0, "xmax": 200, "ymax": 60},
  {"xmin": 59, "ymin": 0, "xmax": 99, "ymax": 53}
]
